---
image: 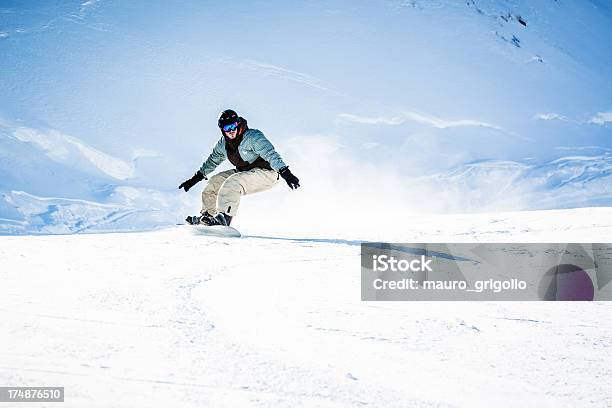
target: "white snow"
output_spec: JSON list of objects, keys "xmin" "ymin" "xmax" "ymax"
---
[
  {"xmin": 1, "ymin": 1, "xmax": 612, "ymax": 405},
  {"xmin": 11, "ymin": 125, "xmax": 134, "ymax": 180},
  {"xmin": 535, "ymin": 112, "xmax": 612, "ymax": 126},
  {"xmin": 337, "ymin": 111, "xmax": 503, "ymax": 130},
  {"xmin": 1, "ymin": 209, "xmax": 612, "ymax": 407},
  {"xmin": 535, "ymin": 113, "xmax": 571, "ymax": 122},
  {"xmin": 590, "ymin": 112, "xmax": 612, "ymax": 126},
  {"xmin": 2, "ymin": 0, "xmax": 612, "ymax": 233},
  {"xmin": 227, "ymin": 58, "xmax": 335, "ymax": 93},
  {"xmin": 337, "ymin": 113, "xmax": 405, "ymax": 126}
]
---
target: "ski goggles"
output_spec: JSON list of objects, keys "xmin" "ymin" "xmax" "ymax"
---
[{"xmin": 222, "ymin": 122, "xmax": 238, "ymax": 132}]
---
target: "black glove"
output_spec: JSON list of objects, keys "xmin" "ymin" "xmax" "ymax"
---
[
  {"xmin": 178, "ymin": 171, "xmax": 205, "ymax": 192},
  {"xmin": 279, "ymin": 166, "xmax": 300, "ymax": 189}
]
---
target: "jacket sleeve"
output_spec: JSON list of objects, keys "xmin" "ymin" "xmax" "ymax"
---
[
  {"xmin": 250, "ymin": 130, "xmax": 287, "ymax": 171},
  {"xmin": 199, "ymin": 137, "xmax": 227, "ymax": 177}
]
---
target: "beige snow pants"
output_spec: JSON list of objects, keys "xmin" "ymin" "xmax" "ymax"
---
[{"xmin": 201, "ymin": 168, "xmax": 279, "ymax": 217}]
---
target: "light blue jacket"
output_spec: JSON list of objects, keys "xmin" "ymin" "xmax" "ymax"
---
[{"xmin": 199, "ymin": 128, "xmax": 287, "ymax": 177}]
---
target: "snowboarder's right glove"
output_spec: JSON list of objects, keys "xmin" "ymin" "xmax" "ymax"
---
[
  {"xmin": 178, "ymin": 171, "xmax": 205, "ymax": 192},
  {"xmin": 279, "ymin": 166, "xmax": 300, "ymax": 189}
]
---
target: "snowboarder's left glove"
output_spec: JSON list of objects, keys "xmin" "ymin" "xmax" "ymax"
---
[
  {"xmin": 179, "ymin": 171, "xmax": 205, "ymax": 192},
  {"xmin": 279, "ymin": 167, "xmax": 300, "ymax": 189}
]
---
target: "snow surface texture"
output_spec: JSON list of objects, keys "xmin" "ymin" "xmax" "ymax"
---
[
  {"xmin": 2, "ymin": 3, "xmax": 611, "ymax": 406},
  {"xmin": 2, "ymin": 211, "xmax": 612, "ymax": 407},
  {"xmin": 1, "ymin": 1, "xmax": 612, "ymax": 234}
]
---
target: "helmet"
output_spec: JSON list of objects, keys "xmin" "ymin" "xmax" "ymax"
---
[{"xmin": 218, "ymin": 109, "xmax": 239, "ymax": 128}]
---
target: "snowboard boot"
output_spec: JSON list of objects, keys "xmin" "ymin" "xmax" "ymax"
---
[
  {"xmin": 204, "ymin": 212, "xmax": 232, "ymax": 226},
  {"xmin": 185, "ymin": 211, "xmax": 215, "ymax": 225},
  {"xmin": 185, "ymin": 215, "xmax": 200, "ymax": 225}
]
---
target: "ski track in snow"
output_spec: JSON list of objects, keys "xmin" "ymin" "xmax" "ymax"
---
[{"xmin": 1, "ymin": 215, "xmax": 612, "ymax": 407}]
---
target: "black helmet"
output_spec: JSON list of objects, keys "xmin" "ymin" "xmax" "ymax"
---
[{"xmin": 218, "ymin": 109, "xmax": 239, "ymax": 128}]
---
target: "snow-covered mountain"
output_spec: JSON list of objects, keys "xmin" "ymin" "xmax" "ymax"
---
[
  {"xmin": 0, "ymin": 120, "xmax": 188, "ymax": 234},
  {"xmin": 0, "ymin": 0, "xmax": 611, "ymax": 234},
  {"xmin": 2, "ymin": 211, "xmax": 612, "ymax": 407},
  {"xmin": 2, "ymin": 3, "xmax": 612, "ymax": 406},
  {"xmin": 431, "ymin": 148, "xmax": 612, "ymax": 211}
]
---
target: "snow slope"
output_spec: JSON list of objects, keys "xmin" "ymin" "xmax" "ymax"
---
[
  {"xmin": 1, "ymin": 1, "xmax": 612, "ymax": 234},
  {"xmin": 1, "ymin": 209, "xmax": 612, "ymax": 407},
  {"xmin": 428, "ymin": 149, "xmax": 612, "ymax": 211}
]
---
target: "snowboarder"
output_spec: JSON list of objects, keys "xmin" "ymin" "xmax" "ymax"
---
[{"xmin": 179, "ymin": 109, "xmax": 300, "ymax": 226}]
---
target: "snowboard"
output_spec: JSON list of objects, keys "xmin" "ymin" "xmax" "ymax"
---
[{"xmin": 188, "ymin": 224, "xmax": 241, "ymax": 238}]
